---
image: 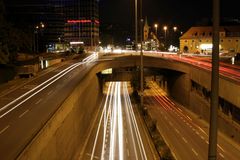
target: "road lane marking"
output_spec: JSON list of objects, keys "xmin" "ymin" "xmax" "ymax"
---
[
  {"xmin": 182, "ymin": 137, "xmax": 188, "ymax": 143},
  {"xmin": 35, "ymin": 98, "xmax": 42, "ymax": 105},
  {"xmin": 19, "ymin": 109, "xmax": 29, "ymax": 118},
  {"xmin": 187, "ymin": 115, "xmax": 192, "ymax": 121},
  {"xmin": 177, "ymin": 108, "xmax": 183, "ymax": 112},
  {"xmin": 196, "ymin": 131, "xmax": 199, "ymax": 135},
  {"xmin": 86, "ymin": 153, "xmax": 99, "ymax": 159},
  {"xmin": 47, "ymin": 90, "xmax": 53, "ymax": 95},
  {"xmin": 192, "ymin": 148, "xmax": 198, "ymax": 156},
  {"xmin": 206, "ymin": 140, "xmax": 209, "ymax": 144},
  {"xmin": 0, "ymin": 125, "xmax": 10, "ymax": 135},
  {"xmin": 127, "ymin": 149, "xmax": 130, "ymax": 157},
  {"xmin": 169, "ymin": 122, "xmax": 173, "ymax": 126},
  {"xmin": 0, "ymin": 62, "xmax": 82, "ymax": 118},
  {"xmin": 219, "ymin": 153, "xmax": 225, "ymax": 158},
  {"xmin": 175, "ymin": 128, "xmax": 180, "ymax": 134},
  {"xmin": 201, "ymin": 136, "xmax": 205, "ymax": 140},
  {"xmin": 217, "ymin": 144, "xmax": 225, "ymax": 152},
  {"xmin": 198, "ymin": 127, "xmax": 207, "ymax": 135}
]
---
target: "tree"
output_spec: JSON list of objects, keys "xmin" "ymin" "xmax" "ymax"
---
[{"xmin": 0, "ymin": 0, "xmax": 32, "ymax": 64}]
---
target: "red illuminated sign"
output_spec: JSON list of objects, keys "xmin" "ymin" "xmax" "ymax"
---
[
  {"xmin": 67, "ymin": 20, "xmax": 91, "ymax": 23},
  {"xmin": 67, "ymin": 19, "xmax": 100, "ymax": 24}
]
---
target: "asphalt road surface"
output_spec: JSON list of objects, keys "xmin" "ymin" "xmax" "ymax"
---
[
  {"xmin": 145, "ymin": 81, "xmax": 240, "ymax": 160},
  {"xmin": 81, "ymin": 82, "xmax": 158, "ymax": 160},
  {"xmin": 0, "ymin": 54, "xmax": 98, "ymax": 160}
]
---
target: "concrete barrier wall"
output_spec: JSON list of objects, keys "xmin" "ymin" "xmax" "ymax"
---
[
  {"xmin": 48, "ymin": 58, "xmax": 63, "ymax": 67},
  {"xmin": 17, "ymin": 67, "xmax": 102, "ymax": 160},
  {"xmin": 189, "ymin": 91, "xmax": 240, "ymax": 143},
  {"xmin": 168, "ymin": 72, "xmax": 191, "ymax": 107}
]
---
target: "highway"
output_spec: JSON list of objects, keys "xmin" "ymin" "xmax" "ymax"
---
[
  {"xmin": 0, "ymin": 53, "xmax": 98, "ymax": 160},
  {"xmin": 81, "ymin": 82, "xmax": 158, "ymax": 160},
  {"xmin": 148, "ymin": 52, "xmax": 240, "ymax": 82},
  {"xmin": 0, "ymin": 51, "xmax": 240, "ymax": 159},
  {"xmin": 108, "ymin": 51, "xmax": 240, "ymax": 82},
  {"xmin": 145, "ymin": 81, "xmax": 240, "ymax": 160}
]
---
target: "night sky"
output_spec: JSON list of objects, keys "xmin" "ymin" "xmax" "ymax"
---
[{"xmin": 99, "ymin": 0, "xmax": 240, "ymax": 34}]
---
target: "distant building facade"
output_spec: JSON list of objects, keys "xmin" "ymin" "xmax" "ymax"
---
[
  {"xmin": 63, "ymin": 0, "xmax": 99, "ymax": 48},
  {"xmin": 6, "ymin": 0, "xmax": 99, "ymax": 51},
  {"xmin": 142, "ymin": 18, "xmax": 161, "ymax": 51},
  {"xmin": 143, "ymin": 18, "xmax": 150, "ymax": 41},
  {"xmin": 180, "ymin": 26, "xmax": 240, "ymax": 54}
]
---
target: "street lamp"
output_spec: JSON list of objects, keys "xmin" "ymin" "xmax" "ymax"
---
[
  {"xmin": 173, "ymin": 26, "xmax": 177, "ymax": 32},
  {"xmin": 34, "ymin": 22, "xmax": 45, "ymax": 53},
  {"xmin": 135, "ymin": 0, "xmax": 138, "ymax": 51},
  {"xmin": 154, "ymin": 24, "xmax": 158, "ymax": 37},
  {"xmin": 163, "ymin": 26, "xmax": 168, "ymax": 49}
]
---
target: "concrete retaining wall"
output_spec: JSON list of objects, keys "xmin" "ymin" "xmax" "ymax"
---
[
  {"xmin": 168, "ymin": 72, "xmax": 191, "ymax": 107},
  {"xmin": 48, "ymin": 58, "xmax": 63, "ymax": 67},
  {"xmin": 189, "ymin": 91, "xmax": 240, "ymax": 143},
  {"xmin": 17, "ymin": 67, "xmax": 102, "ymax": 160}
]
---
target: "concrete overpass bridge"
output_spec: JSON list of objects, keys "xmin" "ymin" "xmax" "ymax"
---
[{"xmin": 8, "ymin": 54, "xmax": 240, "ymax": 159}]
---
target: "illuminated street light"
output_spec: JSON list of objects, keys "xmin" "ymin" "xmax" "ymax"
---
[
  {"xmin": 173, "ymin": 26, "xmax": 177, "ymax": 32},
  {"xmin": 154, "ymin": 24, "xmax": 158, "ymax": 36},
  {"xmin": 163, "ymin": 26, "xmax": 168, "ymax": 49},
  {"xmin": 34, "ymin": 22, "xmax": 46, "ymax": 53},
  {"xmin": 163, "ymin": 26, "xmax": 168, "ymax": 32}
]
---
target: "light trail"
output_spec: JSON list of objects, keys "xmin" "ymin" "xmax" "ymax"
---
[
  {"xmin": 82, "ymin": 52, "xmax": 98, "ymax": 63},
  {"xmin": 91, "ymin": 82, "xmax": 113, "ymax": 160},
  {"xmin": 0, "ymin": 53, "xmax": 98, "ymax": 118},
  {"xmin": 117, "ymin": 82, "xmax": 124, "ymax": 160},
  {"xmin": 91, "ymin": 82, "xmax": 147, "ymax": 160},
  {"xmin": 123, "ymin": 82, "xmax": 147, "ymax": 160},
  {"xmin": 148, "ymin": 81, "xmax": 236, "ymax": 159}
]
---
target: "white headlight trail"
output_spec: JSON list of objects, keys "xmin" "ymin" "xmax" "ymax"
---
[
  {"xmin": 118, "ymin": 82, "xmax": 124, "ymax": 160},
  {"xmin": 123, "ymin": 82, "xmax": 139, "ymax": 160},
  {"xmin": 91, "ymin": 82, "xmax": 112, "ymax": 160},
  {"xmin": 124, "ymin": 82, "xmax": 147, "ymax": 160}
]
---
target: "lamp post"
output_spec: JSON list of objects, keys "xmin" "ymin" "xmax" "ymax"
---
[
  {"xmin": 208, "ymin": 0, "xmax": 220, "ymax": 159},
  {"xmin": 135, "ymin": 0, "xmax": 138, "ymax": 52},
  {"xmin": 154, "ymin": 24, "xmax": 158, "ymax": 37},
  {"xmin": 163, "ymin": 26, "xmax": 168, "ymax": 49},
  {"xmin": 139, "ymin": 0, "xmax": 144, "ymax": 108},
  {"xmin": 172, "ymin": 26, "xmax": 177, "ymax": 47},
  {"xmin": 34, "ymin": 22, "xmax": 45, "ymax": 53}
]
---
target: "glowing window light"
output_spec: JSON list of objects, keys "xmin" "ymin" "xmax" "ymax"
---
[
  {"xmin": 70, "ymin": 41, "xmax": 84, "ymax": 45},
  {"xmin": 200, "ymin": 44, "xmax": 213, "ymax": 50},
  {"xmin": 101, "ymin": 68, "xmax": 112, "ymax": 74}
]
